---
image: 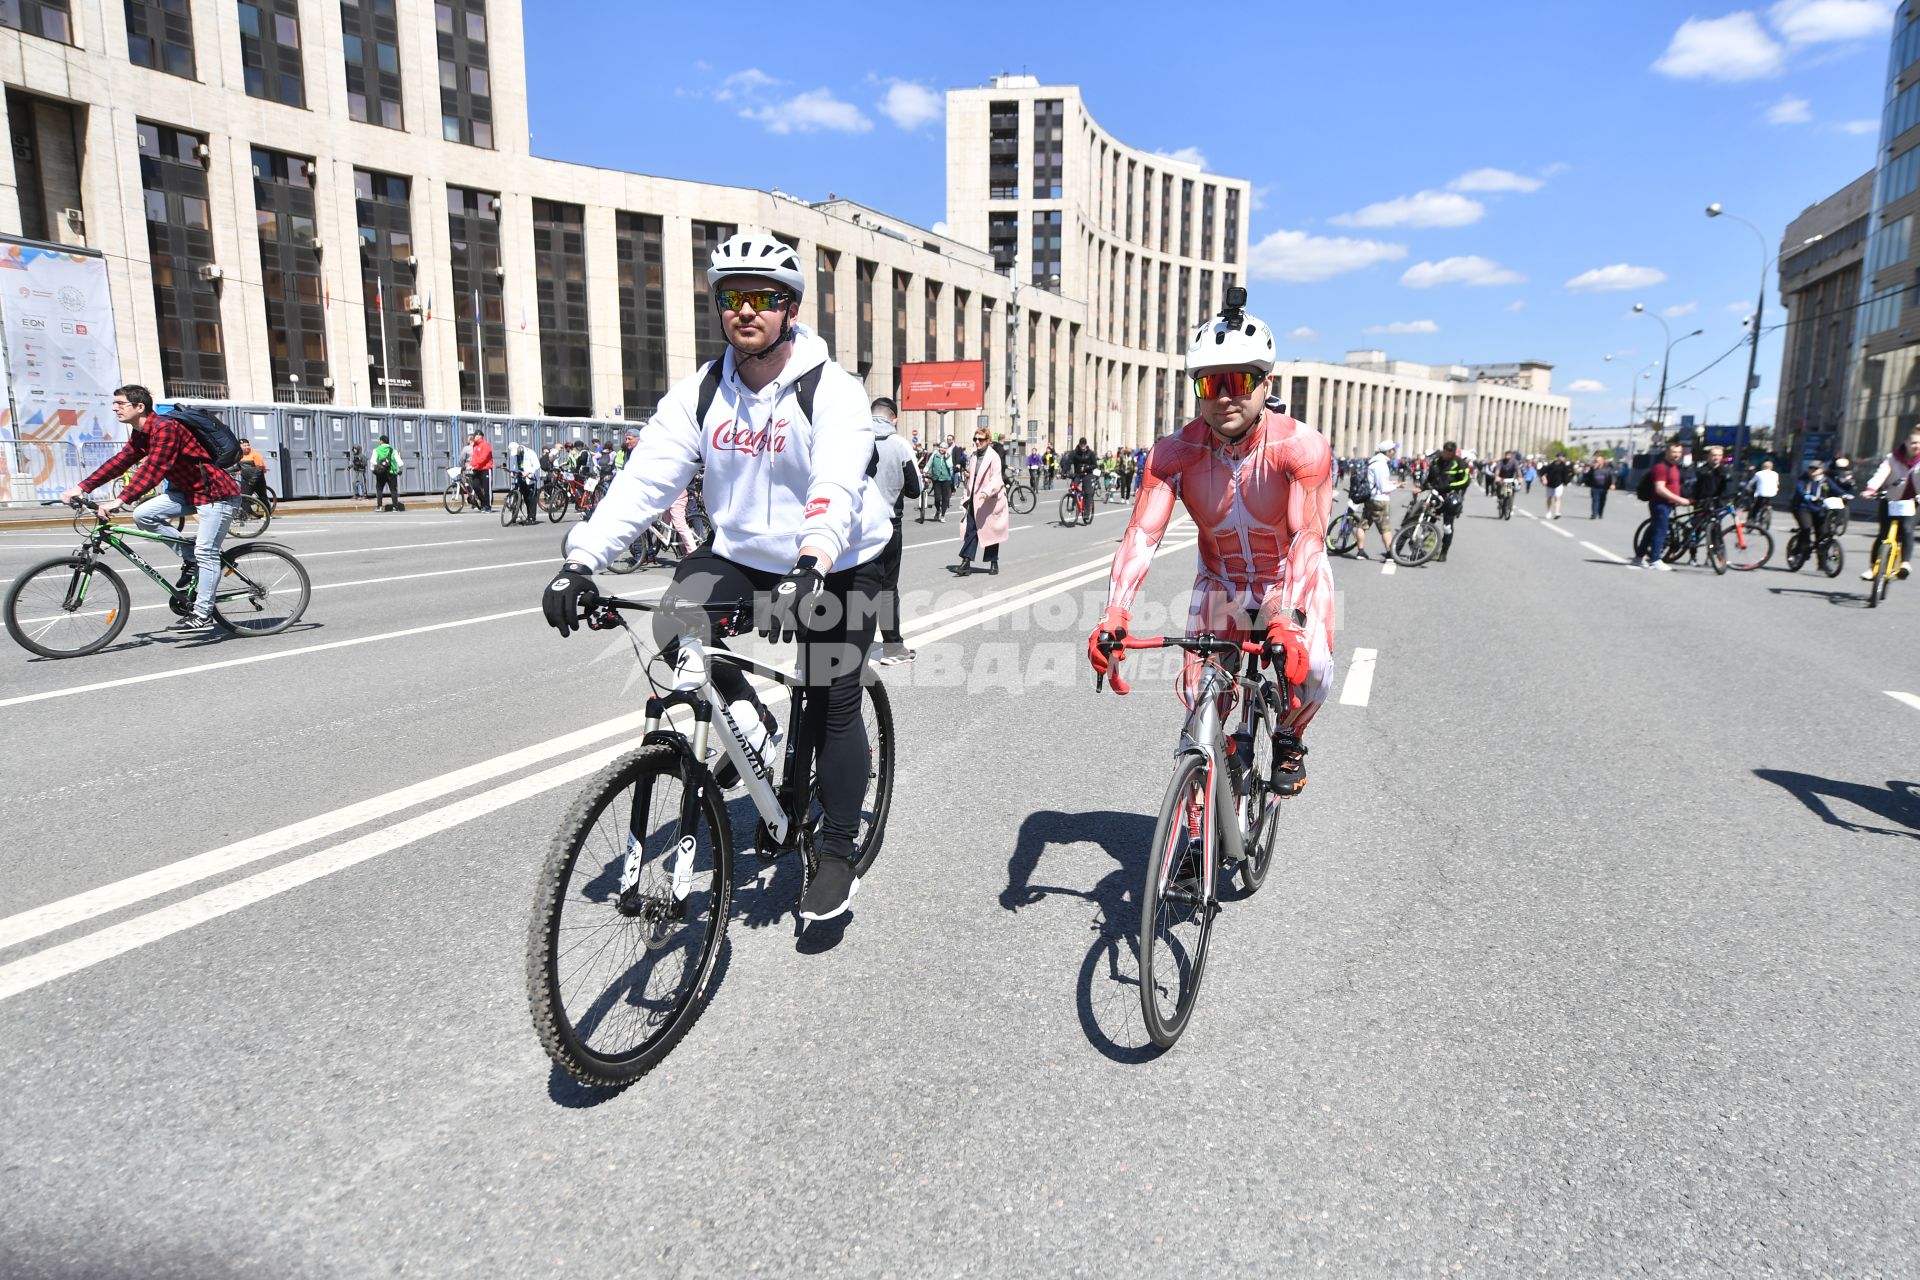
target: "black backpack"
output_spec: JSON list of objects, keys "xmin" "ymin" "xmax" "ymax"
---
[
  {"xmin": 694, "ymin": 360, "xmax": 823, "ymax": 431},
  {"xmin": 1635, "ymin": 468, "xmax": 1656, "ymax": 502},
  {"xmin": 1348, "ymin": 462, "xmax": 1374, "ymax": 504},
  {"xmin": 164, "ymin": 404, "xmax": 242, "ymax": 469}
]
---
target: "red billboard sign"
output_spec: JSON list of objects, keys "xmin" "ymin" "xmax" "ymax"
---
[{"xmin": 898, "ymin": 360, "xmax": 986, "ymax": 412}]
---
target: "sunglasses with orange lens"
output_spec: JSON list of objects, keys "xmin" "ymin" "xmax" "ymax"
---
[
  {"xmin": 716, "ymin": 288, "xmax": 792, "ymax": 314},
  {"xmin": 1192, "ymin": 370, "xmax": 1262, "ymax": 400}
]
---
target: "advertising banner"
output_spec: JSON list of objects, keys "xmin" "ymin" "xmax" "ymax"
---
[
  {"xmin": 898, "ymin": 360, "xmax": 986, "ymax": 413},
  {"xmin": 0, "ymin": 237, "xmax": 124, "ymax": 502}
]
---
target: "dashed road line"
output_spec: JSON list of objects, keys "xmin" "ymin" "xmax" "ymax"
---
[
  {"xmin": 1339, "ymin": 648, "xmax": 1378, "ymax": 706},
  {"xmin": 1381, "ymin": 560, "xmax": 1396, "ymax": 575},
  {"xmin": 1582, "ymin": 540, "xmax": 1630, "ymax": 564},
  {"xmin": 1887, "ymin": 691, "xmax": 1920, "ymax": 713}
]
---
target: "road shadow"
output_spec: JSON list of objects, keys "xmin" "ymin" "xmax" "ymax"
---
[
  {"xmin": 543, "ymin": 931, "xmax": 736, "ymax": 1107},
  {"xmin": 1001, "ymin": 808, "xmax": 1162, "ymax": 1063},
  {"xmin": 1753, "ymin": 770, "xmax": 1920, "ymax": 841},
  {"xmin": 1764, "ymin": 586, "xmax": 1868, "ymax": 609}
]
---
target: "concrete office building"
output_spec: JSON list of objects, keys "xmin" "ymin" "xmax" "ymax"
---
[
  {"xmin": 1775, "ymin": 172, "xmax": 1872, "ymax": 465},
  {"xmin": 1844, "ymin": 2, "xmax": 1920, "ymax": 460},
  {"xmin": 0, "ymin": 5, "xmax": 1566, "ymax": 463}
]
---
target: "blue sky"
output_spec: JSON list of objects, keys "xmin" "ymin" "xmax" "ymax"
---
[{"xmin": 525, "ymin": 1, "xmax": 1896, "ymax": 432}]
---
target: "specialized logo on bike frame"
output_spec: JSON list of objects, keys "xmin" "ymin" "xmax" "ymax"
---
[{"xmin": 710, "ymin": 416, "xmax": 790, "ymax": 457}]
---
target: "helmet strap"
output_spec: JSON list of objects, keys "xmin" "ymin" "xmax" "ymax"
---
[{"xmin": 723, "ymin": 299, "xmax": 796, "ymax": 378}]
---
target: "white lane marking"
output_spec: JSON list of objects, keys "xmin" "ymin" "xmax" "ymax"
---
[
  {"xmin": 1381, "ymin": 559, "xmax": 1396, "ymax": 575},
  {"xmin": 1582, "ymin": 540, "xmax": 1630, "ymax": 564},
  {"xmin": 1339, "ymin": 648, "xmax": 1378, "ymax": 706},
  {"xmin": 0, "ymin": 742, "xmax": 640, "ymax": 1002},
  {"xmin": 1517, "ymin": 510, "xmax": 1537, "ymax": 521},
  {"xmin": 1887, "ymin": 691, "xmax": 1920, "ymax": 713},
  {"xmin": 0, "ymin": 607, "xmax": 538, "ymax": 709},
  {"xmin": 0, "ymin": 546, "xmax": 1180, "ymax": 999},
  {"xmin": 0, "ymin": 712, "xmax": 654, "ymax": 952},
  {"xmin": 295, "ymin": 538, "xmax": 496, "ymax": 558},
  {"xmin": 1542, "ymin": 522, "xmax": 1574, "ymax": 539},
  {"xmin": 903, "ymin": 523, "xmax": 1033, "ymax": 551}
]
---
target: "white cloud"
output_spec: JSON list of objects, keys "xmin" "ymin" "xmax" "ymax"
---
[
  {"xmin": 1400, "ymin": 255, "xmax": 1526, "ymax": 288},
  {"xmin": 1768, "ymin": 0, "xmax": 1897, "ymax": 46},
  {"xmin": 1505, "ymin": 300, "xmax": 1527, "ymax": 312},
  {"xmin": 1839, "ymin": 118, "xmax": 1879, "ymax": 134},
  {"xmin": 1542, "ymin": 162, "xmax": 1573, "ymax": 177},
  {"xmin": 1153, "ymin": 146, "xmax": 1207, "ymax": 169},
  {"xmin": 931, "ymin": 220, "xmax": 950, "ymax": 237},
  {"xmin": 1726, "ymin": 299, "xmax": 1754, "ymax": 313},
  {"xmin": 1247, "ymin": 229, "xmax": 1407, "ymax": 283},
  {"xmin": 1449, "ymin": 168, "xmax": 1545, "ymax": 193},
  {"xmin": 1653, "ymin": 13, "xmax": 1785, "ymax": 80},
  {"xmin": 1766, "ymin": 94, "xmax": 1813, "ymax": 124},
  {"xmin": 741, "ymin": 88, "xmax": 873, "ymax": 135},
  {"xmin": 877, "ymin": 80, "xmax": 942, "ymax": 130},
  {"xmin": 1363, "ymin": 320, "xmax": 1439, "ymax": 335},
  {"xmin": 1331, "ymin": 190, "xmax": 1484, "ymax": 229},
  {"xmin": 1565, "ymin": 263, "xmax": 1668, "ymax": 292},
  {"xmin": 1566, "ymin": 379, "xmax": 1608, "ymax": 394},
  {"xmin": 1288, "ymin": 327, "xmax": 1319, "ymax": 341},
  {"xmin": 1662, "ymin": 301, "xmax": 1699, "ymax": 317},
  {"xmin": 715, "ymin": 67, "xmax": 781, "ymax": 102}
]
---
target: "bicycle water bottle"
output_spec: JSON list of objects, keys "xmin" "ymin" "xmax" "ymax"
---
[{"xmin": 728, "ymin": 698, "xmax": 779, "ymax": 768}]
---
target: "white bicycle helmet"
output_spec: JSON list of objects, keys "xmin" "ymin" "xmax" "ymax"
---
[
  {"xmin": 1185, "ymin": 293, "xmax": 1275, "ymax": 374},
  {"xmin": 706, "ymin": 231, "xmax": 806, "ymax": 297}
]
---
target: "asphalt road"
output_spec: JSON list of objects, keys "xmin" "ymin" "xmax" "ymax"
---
[{"xmin": 0, "ymin": 484, "xmax": 1915, "ymax": 1277}]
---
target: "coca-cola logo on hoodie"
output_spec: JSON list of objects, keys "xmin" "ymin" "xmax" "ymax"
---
[{"xmin": 711, "ymin": 416, "xmax": 789, "ymax": 457}]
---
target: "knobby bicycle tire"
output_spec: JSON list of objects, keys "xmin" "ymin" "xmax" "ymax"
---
[
  {"xmin": 1818, "ymin": 539, "xmax": 1845, "ymax": 579},
  {"xmin": 1139, "ymin": 751, "xmax": 1216, "ymax": 1049},
  {"xmin": 1785, "ymin": 532, "xmax": 1809, "ymax": 572},
  {"xmin": 1392, "ymin": 520, "xmax": 1441, "ymax": 567},
  {"xmin": 527, "ymin": 744, "xmax": 734, "ymax": 1087},
  {"xmin": 212, "ymin": 544, "xmax": 310, "ymax": 635},
  {"xmin": 4, "ymin": 557, "xmax": 130, "ymax": 658}
]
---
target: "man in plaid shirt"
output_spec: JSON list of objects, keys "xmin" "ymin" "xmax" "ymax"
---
[{"xmin": 62, "ymin": 384, "xmax": 242, "ymax": 634}]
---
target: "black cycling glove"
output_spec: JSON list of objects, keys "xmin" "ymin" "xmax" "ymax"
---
[
  {"xmin": 760, "ymin": 557, "xmax": 826, "ymax": 643},
  {"xmin": 544, "ymin": 562, "xmax": 599, "ymax": 636}
]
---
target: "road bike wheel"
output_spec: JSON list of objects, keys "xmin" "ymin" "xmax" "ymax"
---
[
  {"xmin": 1392, "ymin": 520, "xmax": 1441, "ymax": 566},
  {"xmin": 1058, "ymin": 493, "xmax": 1078, "ymax": 526},
  {"xmin": 1237, "ymin": 692, "xmax": 1284, "ymax": 895},
  {"xmin": 526, "ymin": 744, "xmax": 733, "ymax": 1087},
  {"xmin": 1326, "ymin": 515, "xmax": 1359, "ymax": 557},
  {"xmin": 1009, "ymin": 483, "xmax": 1037, "ymax": 515},
  {"xmin": 230, "ymin": 495, "xmax": 271, "ymax": 540},
  {"xmin": 1719, "ymin": 522, "xmax": 1772, "ymax": 571},
  {"xmin": 4, "ymin": 557, "xmax": 130, "ymax": 658},
  {"xmin": 1818, "ymin": 538, "xmax": 1844, "ymax": 578},
  {"xmin": 544, "ymin": 488, "xmax": 570, "ymax": 523},
  {"xmin": 211, "ymin": 544, "xmax": 310, "ymax": 635},
  {"xmin": 1079, "ymin": 495, "xmax": 1095, "ymax": 526},
  {"xmin": 500, "ymin": 493, "xmax": 522, "ymax": 528},
  {"xmin": 848, "ymin": 680, "xmax": 895, "ymax": 876},
  {"xmin": 1785, "ymin": 531, "xmax": 1808, "ymax": 572},
  {"xmin": 1139, "ymin": 751, "xmax": 1216, "ymax": 1049}
]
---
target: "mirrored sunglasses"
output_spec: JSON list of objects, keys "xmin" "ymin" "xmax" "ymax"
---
[
  {"xmin": 716, "ymin": 288, "xmax": 792, "ymax": 314},
  {"xmin": 1192, "ymin": 370, "xmax": 1262, "ymax": 400}
]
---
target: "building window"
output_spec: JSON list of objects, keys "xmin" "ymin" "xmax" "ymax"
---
[
  {"xmin": 1122, "ymin": 254, "xmax": 1133, "ymax": 346},
  {"xmin": 1138, "ymin": 261, "xmax": 1149, "ymax": 352},
  {"xmin": 953, "ymin": 287, "xmax": 967, "ymax": 360},
  {"xmin": 921, "ymin": 279, "xmax": 938, "ymax": 360},
  {"xmin": 690, "ymin": 218, "xmax": 737, "ymax": 368},
  {"xmin": 892, "ymin": 270, "xmax": 909, "ymax": 388},
  {"xmin": 1125, "ymin": 160, "xmax": 1135, "ymax": 241},
  {"xmin": 1031, "ymin": 209, "xmax": 1061, "ymax": 290},
  {"xmin": 448, "ymin": 185, "xmax": 507, "ymax": 410},
  {"xmin": 1048, "ymin": 317, "xmax": 1060, "ymax": 428},
  {"xmin": 138, "ymin": 120, "xmax": 227, "ymax": 396},
  {"xmin": 236, "ymin": 1, "xmax": 306, "ymax": 106},
  {"xmin": 1881, "ymin": 146, "xmax": 1920, "ymax": 206},
  {"xmin": 615, "ymin": 211, "xmax": 666, "ymax": 418},
  {"xmin": 1199, "ymin": 269, "xmax": 1213, "ymax": 323},
  {"xmin": 1201, "ymin": 184, "xmax": 1216, "ymax": 259},
  {"xmin": 1160, "ymin": 174, "xmax": 1172, "ymax": 254},
  {"xmin": 1864, "ymin": 284, "xmax": 1903, "ymax": 335},
  {"xmin": 532, "ymin": 199, "xmax": 590, "ymax": 415},
  {"xmin": 1032, "ymin": 99, "xmax": 1063, "ymax": 200},
  {"xmin": 981, "ymin": 298, "xmax": 994, "ymax": 405},
  {"xmin": 341, "ymin": 0, "xmax": 404, "ymax": 129},
  {"xmin": 1867, "ymin": 214, "xmax": 1912, "ymax": 276},
  {"xmin": 1026, "ymin": 312, "xmax": 1037, "ymax": 399},
  {"xmin": 989, "ymin": 99, "xmax": 1019, "ymax": 199},
  {"xmin": 128, "ymin": 0, "xmax": 196, "ymax": 78},
  {"xmin": 1066, "ymin": 322, "xmax": 1077, "ymax": 435},
  {"xmin": 1, "ymin": 0, "xmax": 72, "ymax": 43},
  {"xmin": 1224, "ymin": 188, "xmax": 1239, "ymax": 265},
  {"xmin": 856, "ymin": 258, "xmax": 876, "ymax": 374},
  {"xmin": 435, "ymin": 0, "xmax": 494, "ymax": 148},
  {"xmin": 1177, "ymin": 266, "xmax": 1190, "ymax": 343},
  {"xmin": 815, "ymin": 247, "xmax": 838, "ymax": 359},
  {"xmin": 1156, "ymin": 263, "xmax": 1169, "ymax": 353},
  {"xmin": 989, "ymin": 213, "xmax": 1019, "ymax": 275},
  {"xmin": 1180, "ymin": 179, "xmax": 1192, "ymax": 257},
  {"xmin": 354, "ymin": 167, "xmax": 422, "ymax": 407},
  {"xmin": 1141, "ymin": 167, "xmax": 1153, "ymax": 248},
  {"xmin": 252, "ymin": 147, "xmax": 328, "ymax": 399}
]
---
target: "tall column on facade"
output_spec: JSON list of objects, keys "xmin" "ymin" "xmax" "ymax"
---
[
  {"xmin": 583, "ymin": 205, "xmax": 623, "ymax": 418},
  {"xmin": 497, "ymin": 193, "xmax": 542, "ymax": 416}
]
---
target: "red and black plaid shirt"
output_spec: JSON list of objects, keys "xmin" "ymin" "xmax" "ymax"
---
[{"xmin": 81, "ymin": 415, "xmax": 240, "ymax": 506}]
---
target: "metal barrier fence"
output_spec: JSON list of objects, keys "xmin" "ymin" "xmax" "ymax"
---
[{"xmin": 1, "ymin": 403, "xmax": 631, "ymax": 504}]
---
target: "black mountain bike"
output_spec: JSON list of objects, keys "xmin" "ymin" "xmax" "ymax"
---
[
  {"xmin": 5, "ymin": 497, "xmax": 310, "ymax": 657},
  {"xmin": 526, "ymin": 593, "xmax": 895, "ymax": 1086},
  {"xmin": 1785, "ymin": 501, "xmax": 1847, "ymax": 577}
]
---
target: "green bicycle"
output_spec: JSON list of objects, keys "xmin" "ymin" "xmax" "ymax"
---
[{"xmin": 4, "ymin": 497, "xmax": 311, "ymax": 658}]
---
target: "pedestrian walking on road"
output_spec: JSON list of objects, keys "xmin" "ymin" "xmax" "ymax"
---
[
  {"xmin": 1634, "ymin": 441, "xmax": 1689, "ymax": 569},
  {"xmin": 1043, "ymin": 444, "xmax": 1058, "ymax": 489},
  {"xmin": 1361, "ymin": 441, "xmax": 1400, "ymax": 558},
  {"xmin": 1523, "ymin": 459, "xmax": 1537, "ymax": 494},
  {"xmin": 1542, "ymin": 452, "xmax": 1572, "ymax": 519},
  {"xmin": 927, "ymin": 446, "xmax": 953, "ymax": 520},
  {"xmin": 953, "ymin": 426, "xmax": 1007, "ymax": 576},
  {"xmin": 1587, "ymin": 456, "xmax": 1615, "ymax": 519},
  {"xmin": 1026, "ymin": 447, "xmax": 1041, "ymax": 490},
  {"xmin": 869, "ymin": 397, "xmax": 923, "ymax": 663},
  {"xmin": 370, "ymin": 434, "xmax": 405, "ymax": 511}
]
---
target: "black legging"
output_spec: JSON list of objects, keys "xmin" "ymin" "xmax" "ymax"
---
[
  {"xmin": 655, "ymin": 549, "xmax": 881, "ymax": 862},
  {"xmin": 877, "ymin": 518, "xmax": 905, "ymax": 645},
  {"xmin": 374, "ymin": 470, "xmax": 402, "ymax": 509},
  {"xmin": 931, "ymin": 478, "xmax": 952, "ymax": 519}
]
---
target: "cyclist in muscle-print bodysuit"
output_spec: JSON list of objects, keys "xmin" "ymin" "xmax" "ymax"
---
[{"xmin": 1088, "ymin": 290, "xmax": 1336, "ymax": 795}]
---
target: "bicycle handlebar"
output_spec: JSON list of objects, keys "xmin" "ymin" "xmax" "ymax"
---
[{"xmin": 1094, "ymin": 633, "xmax": 1269, "ymax": 695}]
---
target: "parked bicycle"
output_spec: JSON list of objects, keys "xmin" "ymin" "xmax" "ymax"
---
[
  {"xmin": 1325, "ymin": 497, "xmax": 1363, "ymax": 557},
  {"xmin": 5, "ymin": 496, "xmax": 310, "ymax": 658},
  {"xmin": 604, "ymin": 510, "xmax": 716, "ymax": 574},
  {"xmin": 443, "ymin": 468, "xmax": 486, "ymax": 514},
  {"xmin": 1092, "ymin": 627, "xmax": 1294, "ymax": 1050},
  {"xmin": 525, "ymin": 592, "xmax": 895, "ymax": 1085},
  {"xmin": 229, "ymin": 490, "xmax": 274, "ymax": 540},
  {"xmin": 542, "ymin": 471, "xmax": 599, "ymax": 522}
]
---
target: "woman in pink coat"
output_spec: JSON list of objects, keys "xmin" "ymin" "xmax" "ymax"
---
[{"xmin": 954, "ymin": 427, "xmax": 1008, "ymax": 576}]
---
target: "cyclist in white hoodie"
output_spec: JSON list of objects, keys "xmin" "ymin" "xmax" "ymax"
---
[{"xmin": 543, "ymin": 231, "xmax": 891, "ymax": 922}]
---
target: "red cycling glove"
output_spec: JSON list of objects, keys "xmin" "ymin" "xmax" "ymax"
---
[
  {"xmin": 1087, "ymin": 606, "xmax": 1130, "ymax": 679},
  {"xmin": 1265, "ymin": 615, "xmax": 1312, "ymax": 687}
]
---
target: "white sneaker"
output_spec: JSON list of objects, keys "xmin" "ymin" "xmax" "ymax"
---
[
  {"xmin": 1652, "ymin": 562, "xmax": 1674, "ymax": 572},
  {"xmin": 1860, "ymin": 568, "xmax": 1876, "ymax": 581}
]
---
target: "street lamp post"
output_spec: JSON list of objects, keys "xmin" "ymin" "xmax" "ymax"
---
[
  {"xmin": 1632, "ymin": 304, "xmax": 1703, "ymax": 442},
  {"xmin": 1705, "ymin": 203, "xmax": 1768, "ymax": 454},
  {"xmin": 1606, "ymin": 355, "xmax": 1660, "ymax": 459}
]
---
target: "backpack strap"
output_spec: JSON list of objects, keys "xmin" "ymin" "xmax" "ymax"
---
[
  {"xmin": 693, "ymin": 359, "xmax": 824, "ymax": 426},
  {"xmin": 795, "ymin": 364, "xmax": 823, "ymax": 424}
]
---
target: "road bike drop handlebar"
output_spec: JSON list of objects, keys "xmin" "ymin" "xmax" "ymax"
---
[{"xmin": 1094, "ymin": 633, "xmax": 1269, "ymax": 696}]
